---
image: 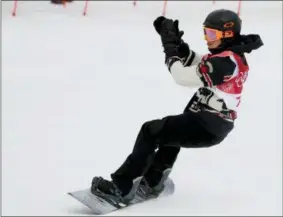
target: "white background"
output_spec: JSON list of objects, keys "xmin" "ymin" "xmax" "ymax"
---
[{"xmin": 2, "ymin": 1, "xmax": 282, "ymax": 215}]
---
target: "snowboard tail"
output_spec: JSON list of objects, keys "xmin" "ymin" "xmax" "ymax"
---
[{"xmin": 68, "ymin": 178, "xmax": 174, "ymax": 215}]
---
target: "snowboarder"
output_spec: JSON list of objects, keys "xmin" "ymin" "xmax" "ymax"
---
[{"xmin": 91, "ymin": 9, "xmax": 263, "ymax": 207}]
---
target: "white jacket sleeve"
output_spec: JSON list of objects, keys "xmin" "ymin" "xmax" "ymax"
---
[{"xmin": 169, "ymin": 51, "xmax": 203, "ymax": 87}]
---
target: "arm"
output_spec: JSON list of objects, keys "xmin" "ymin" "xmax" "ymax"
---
[
  {"xmin": 167, "ymin": 54, "xmax": 237, "ymax": 88},
  {"xmin": 152, "ymin": 17, "xmax": 236, "ymax": 88},
  {"xmin": 167, "ymin": 49, "xmax": 203, "ymax": 87}
]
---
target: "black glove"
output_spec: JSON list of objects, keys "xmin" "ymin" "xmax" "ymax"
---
[
  {"xmin": 153, "ymin": 17, "xmax": 193, "ymax": 67},
  {"xmin": 153, "ymin": 17, "xmax": 184, "ymax": 45},
  {"xmin": 178, "ymin": 42, "xmax": 190, "ymax": 59},
  {"xmin": 153, "ymin": 17, "xmax": 186, "ymax": 60},
  {"xmin": 153, "ymin": 16, "xmax": 166, "ymax": 35}
]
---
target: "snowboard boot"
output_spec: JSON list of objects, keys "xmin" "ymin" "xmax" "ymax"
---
[
  {"xmin": 137, "ymin": 168, "xmax": 172, "ymax": 199},
  {"xmin": 91, "ymin": 176, "xmax": 142, "ymax": 208}
]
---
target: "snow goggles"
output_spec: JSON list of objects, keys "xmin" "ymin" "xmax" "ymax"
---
[{"xmin": 203, "ymin": 27, "xmax": 234, "ymax": 42}]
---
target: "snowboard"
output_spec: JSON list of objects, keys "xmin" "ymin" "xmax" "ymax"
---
[{"xmin": 68, "ymin": 178, "xmax": 175, "ymax": 215}]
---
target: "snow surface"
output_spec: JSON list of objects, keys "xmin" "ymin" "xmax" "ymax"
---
[{"xmin": 2, "ymin": 1, "xmax": 282, "ymax": 216}]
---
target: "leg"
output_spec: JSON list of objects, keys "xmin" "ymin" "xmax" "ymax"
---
[
  {"xmin": 110, "ymin": 119, "xmax": 165, "ymax": 194},
  {"xmin": 142, "ymin": 111, "xmax": 218, "ymax": 189},
  {"xmin": 91, "ymin": 110, "xmax": 232, "ymax": 204},
  {"xmin": 143, "ymin": 145, "xmax": 180, "ymax": 188},
  {"xmin": 111, "ymin": 111, "xmax": 213, "ymax": 194},
  {"xmin": 140, "ymin": 111, "xmax": 234, "ymax": 194},
  {"xmin": 91, "ymin": 117, "xmax": 168, "ymax": 204}
]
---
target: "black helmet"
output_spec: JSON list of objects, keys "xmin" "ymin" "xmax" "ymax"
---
[
  {"xmin": 203, "ymin": 9, "xmax": 242, "ymax": 36},
  {"xmin": 203, "ymin": 9, "xmax": 242, "ymax": 53}
]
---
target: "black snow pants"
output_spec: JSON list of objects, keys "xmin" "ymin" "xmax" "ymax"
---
[{"xmin": 111, "ymin": 107, "xmax": 234, "ymax": 195}]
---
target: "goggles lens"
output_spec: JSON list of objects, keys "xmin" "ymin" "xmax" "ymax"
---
[
  {"xmin": 204, "ymin": 28, "xmax": 218, "ymax": 41},
  {"xmin": 204, "ymin": 27, "xmax": 234, "ymax": 42}
]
